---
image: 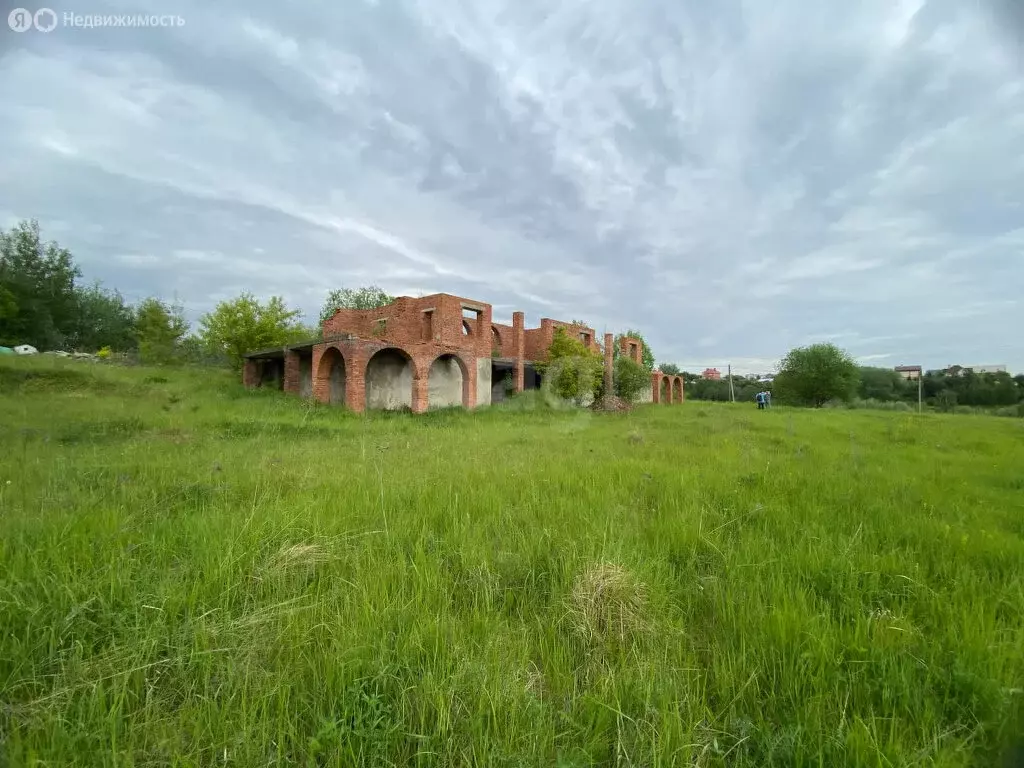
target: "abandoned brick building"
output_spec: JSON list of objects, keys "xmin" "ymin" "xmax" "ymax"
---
[{"xmin": 242, "ymin": 292, "xmax": 686, "ymax": 413}]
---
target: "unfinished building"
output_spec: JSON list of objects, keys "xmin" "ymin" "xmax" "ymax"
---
[{"xmin": 242, "ymin": 292, "xmax": 685, "ymax": 413}]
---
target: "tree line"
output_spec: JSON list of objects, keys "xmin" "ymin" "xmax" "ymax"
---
[
  {"xmin": 670, "ymin": 343, "xmax": 1024, "ymax": 413},
  {"xmin": 0, "ymin": 220, "xmax": 398, "ymax": 370}
]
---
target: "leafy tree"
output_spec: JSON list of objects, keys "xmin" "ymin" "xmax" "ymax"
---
[
  {"xmin": 67, "ymin": 281, "xmax": 137, "ymax": 352},
  {"xmin": 0, "ymin": 285, "xmax": 17, "ymax": 323},
  {"xmin": 199, "ymin": 293, "xmax": 303, "ymax": 370},
  {"xmin": 136, "ymin": 297, "xmax": 189, "ymax": 364},
  {"xmin": 537, "ymin": 326, "xmax": 603, "ymax": 405},
  {"xmin": 658, "ymin": 362, "xmax": 681, "ymax": 375},
  {"xmin": 857, "ymin": 366, "xmax": 908, "ymax": 402},
  {"xmin": 613, "ymin": 330, "xmax": 655, "ymax": 371},
  {"xmin": 319, "ymin": 285, "xmax": 394, "ymax": 325},
  {"xmin": 0, "ymin": 218, "xmax": 81, "ymax": 349},
  {"xmin": 773, "ymin": 342, "xmax": 859, "ymax": 407},
  {"xmin": 613, "ymin": 356, "xmax": 651, "ymax": 402}
]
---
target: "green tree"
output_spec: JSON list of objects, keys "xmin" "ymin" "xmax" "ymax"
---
[
  {"xmin": 658, "ymin": 362, "xmax": 681, "ymax": 375},
  {"xmin": 136, "ymin": 297, "xmax": 189, "ymax": 364},
  {"xmin": 613, "ymin": 330, "xmax": 655, "ymax": 371},
  {"xmin": 857, "ymin": 366, "xmax": 908, "ymax": 402},
  {"xmin": 67, "ymin": 281, "xmax": 137, "ymax": 352},
  {"xmin": 536, "ymin": 326, "xmax": 603, "ymax": 405},
  {"xmin": 613, "ymin": 356, "xmax": 651, "ymax": 402},
  {"xmin": 199, "ymin": 293, "xmax": 304, "ymax": 370},
  {"xmin": 0, "ymin": 219, "xmax": 82, "ymax": 349},
  {"xmin": 773, "ymin": 343, "xmax": 859, "ymax": 407},
  {"xmin": 319, "ymin": 285, "xmax": 394, "ymax": 325}
]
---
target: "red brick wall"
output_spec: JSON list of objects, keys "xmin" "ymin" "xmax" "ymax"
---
[{"xmin": 310, "ymin": 337, "xmax": 478, "ymax": 414}]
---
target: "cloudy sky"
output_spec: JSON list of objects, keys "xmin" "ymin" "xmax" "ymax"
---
[{"xmin": 1, "ymin": 0, "xmax": 1022, "ymax": 373}]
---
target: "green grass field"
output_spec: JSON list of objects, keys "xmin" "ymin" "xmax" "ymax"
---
[{"xmin": 1, "ymin": 357, "xmax": 1022, "ymax": 767}]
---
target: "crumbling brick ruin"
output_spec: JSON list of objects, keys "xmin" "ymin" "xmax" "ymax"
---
[{"xmin": 242, "ymin": 292, "xmax": 685, "ymax": 413}]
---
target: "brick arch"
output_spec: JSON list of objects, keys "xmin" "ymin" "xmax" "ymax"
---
[
  {"xmin": 490, "ymin": 325, "xmax": 502, "ymax": 353},
  {"xmin": 672, "ymin": 376, "xmax": 682, "ymax": 403},
  {"xmin": 365, "ymin": 347, "xmax": 415, "ymax": 411},
  {"xmin": 660, "ymin": 376, "xmax": 670, "ymax": 404},
  {"xmin": 315, "ymin": 345, "xmax": 347, "ymax": 406},
  {"xmin": 427, "ymin": 352, "xmax": 471, "ymax": 409},
  {"xmin": 462, "ymin": 319, "xmax": 474, "ymax": 336}
]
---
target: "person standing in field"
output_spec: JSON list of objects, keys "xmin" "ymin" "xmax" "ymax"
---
[{"xmin": 756, "ymin": 391, "xmax": 765, "ymax": 409}]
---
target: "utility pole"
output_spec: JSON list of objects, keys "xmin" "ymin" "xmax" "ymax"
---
[{"xmin": 728, "ymin": 363, "xmax": 735, "ymax": 402}]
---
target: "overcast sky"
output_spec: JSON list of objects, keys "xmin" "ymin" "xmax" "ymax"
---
[{"xmin": 2, "ymin": 0, "xmax": 1022, "ymax": 373}]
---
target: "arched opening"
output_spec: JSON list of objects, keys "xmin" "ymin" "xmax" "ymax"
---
[
  {"xmin": 491, "ymin": 325, "xmax": 502, "ymax": 355},
  {"xmin": 428, "ymin": 353, "xmax": 468, "ymax": 409},
  {"xmin": 673, "ymin": 377, "xmax": 682, "ymax": 403},
  {"xmin": 660, "ymin": 376, "xmax": 670, "ymax": 403},
  {"xmin": 365, "ymin": 348, "xmax": 414, "ymax": 410},
  {"xmin": 462, "ymin": 319, "xmax": 472, "ymax": 336},
  {"xmin": 317, "ymin": 346, "xmax": 346, "ymax": 405}
]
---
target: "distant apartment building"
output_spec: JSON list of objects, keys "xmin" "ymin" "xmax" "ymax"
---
[
  {"xmin": 702, "ymin": 367, "xmax": 722, "ymax": 380},
  {"xmin": 894, "ymin": 365, "xmax": 922, "ymax": 381}
]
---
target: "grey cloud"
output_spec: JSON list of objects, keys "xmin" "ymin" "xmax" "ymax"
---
[{"xmin": 1, "ymin": 0, "xmax": 1021, "ymax": 373}]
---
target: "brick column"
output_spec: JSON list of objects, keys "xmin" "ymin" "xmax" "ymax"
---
[
  {"xmin": 512, "ymin": 311, "xmax": 525, "ymax": 393},
  {"xmin": 411, "ymin": 366, "xmax": 428, "ymax": 414},
  {"xmin": 243, "ymin": 359, "xmax": 260, "ymax": 388},
  {"xmin": 345, "ymin": 349, "xmax": 366, "ymax": 413},
  {"xmin": 311, "ymin": 346, "xmax": 330, "ymax": 404},
  {"xmin": 603, "ymin": 332, "xmax": 614, "ymax": 398},
  {"xmin": 283, "ymin": 350, "xmax": 300, "ymax": 393},
  {"xmin": 651, "ymin": 371, "xmax": 661, "ymax": 403}
]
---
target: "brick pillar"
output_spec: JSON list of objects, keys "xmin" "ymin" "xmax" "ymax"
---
[
  {"xmin": 651, "ymin": 371, "xmax": 661, "ymax": 403},
  {"xmin": 411, "ymin": 374, "xmax": 428, "ymax": 414},
  {"xmin": 680, "ymin": 377, "xmax": 686, "ymax": 403},
  {"xmin": 462, "ymin": 353, "xmax": 478, "ymax": 409},
  {"xmin": 242, "ymin": 359, "xmax": 259, "ymax": 388},
  {"xmin": 283, "ymin": 350, "xmax": 300, "ymax": 393},
  {"xmin": 311, "ymin": 346, "xmax": 330, "ymax": 404},
  {"xmin": 345, "ymin": 350, "xmax": 366, "ymax": 413},
  {"xmin": 513, "ymin": 311, "xmax": 525, "ymax": 393},
  {"xmin": 603, "ymin": 332, "xmax": 614, "ymax": 398}
]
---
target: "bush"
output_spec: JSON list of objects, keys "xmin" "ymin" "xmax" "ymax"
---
[
  {"xmin": 612, "ymin": 357, "xmax": 650, "ymax": 403},
  {"xmin": 935, "ymin": 390, "xmax": 958, "ymax": 413}
]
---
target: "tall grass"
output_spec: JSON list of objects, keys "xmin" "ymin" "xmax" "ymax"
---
[{"xmin": 1, "ymin": 357, "xmax": 1023, "ymax": 766}]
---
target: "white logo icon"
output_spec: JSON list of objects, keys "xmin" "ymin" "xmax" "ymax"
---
[
  {"xmin": 8, "ymin": 7, "xmax": 57, "ymax": 32},
  {"xmin": 34, "ymin": 8, "xmax": 57, "ymax": 32},
  {"xmin": 8, "ymin": 8, "xmax": 33, "ymax": 31}
]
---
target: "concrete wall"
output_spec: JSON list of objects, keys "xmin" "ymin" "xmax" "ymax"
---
[
  {"xmin": 428, "ymin": 354, "xmax": 464, "ymax": 408},
  {"xmin": 299, "ymin": 355, "xmax": 313, "ymax": 399},
  {"xmin": 476, "ymin": 357, "xmax": 492, "ymax": 407},
  {"xmin": 329, "ymin": 358, "xmax": 346, "ymax": 404},
  {"xmin": 366, "ymin": 349, "xmax": 413, "ymax": 410}
]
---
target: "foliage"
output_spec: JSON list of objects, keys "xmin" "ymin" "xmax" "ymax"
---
[
  {"xmin": 536, "ymin": 326, "xmax": 602, "ymax": 405},
  {"xmin": 1, "ymin": 356, "xmax": 1023, "ymax": 766},
  {"xmin": 0, "ymin": 218, "xmax": 82, "ymax": 349},
  {"xmin": 773, "ymin": 343, "xmax": 859, "ymax": 407},
  {"xmin": 613, "ymin": 330, "xmax": 655, "ymax": 371},
  {"xmin": 319, "ymin": 285, "xmax": 394, "ymax": 325},
  {"xmin": 857, "ymin": 366, "xmax": 908, "ymax": 402},
  {"xmin": 67, "ymin": 281, "xmax": 137, "ymax": 352},
  {"xmin": 657, "ymin": 362, "xmax": 681, "ymax": 375},
  {"xmin": 198, "ymin": 293, "xmax": 303, "ymax": 371},
  {"xmin": 613, "ymin": 356, "xmax": 651, "ymax": 402},
  {"xmin": 135, "ymin": 297, "xmax": 189, "ymax": 365}
]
